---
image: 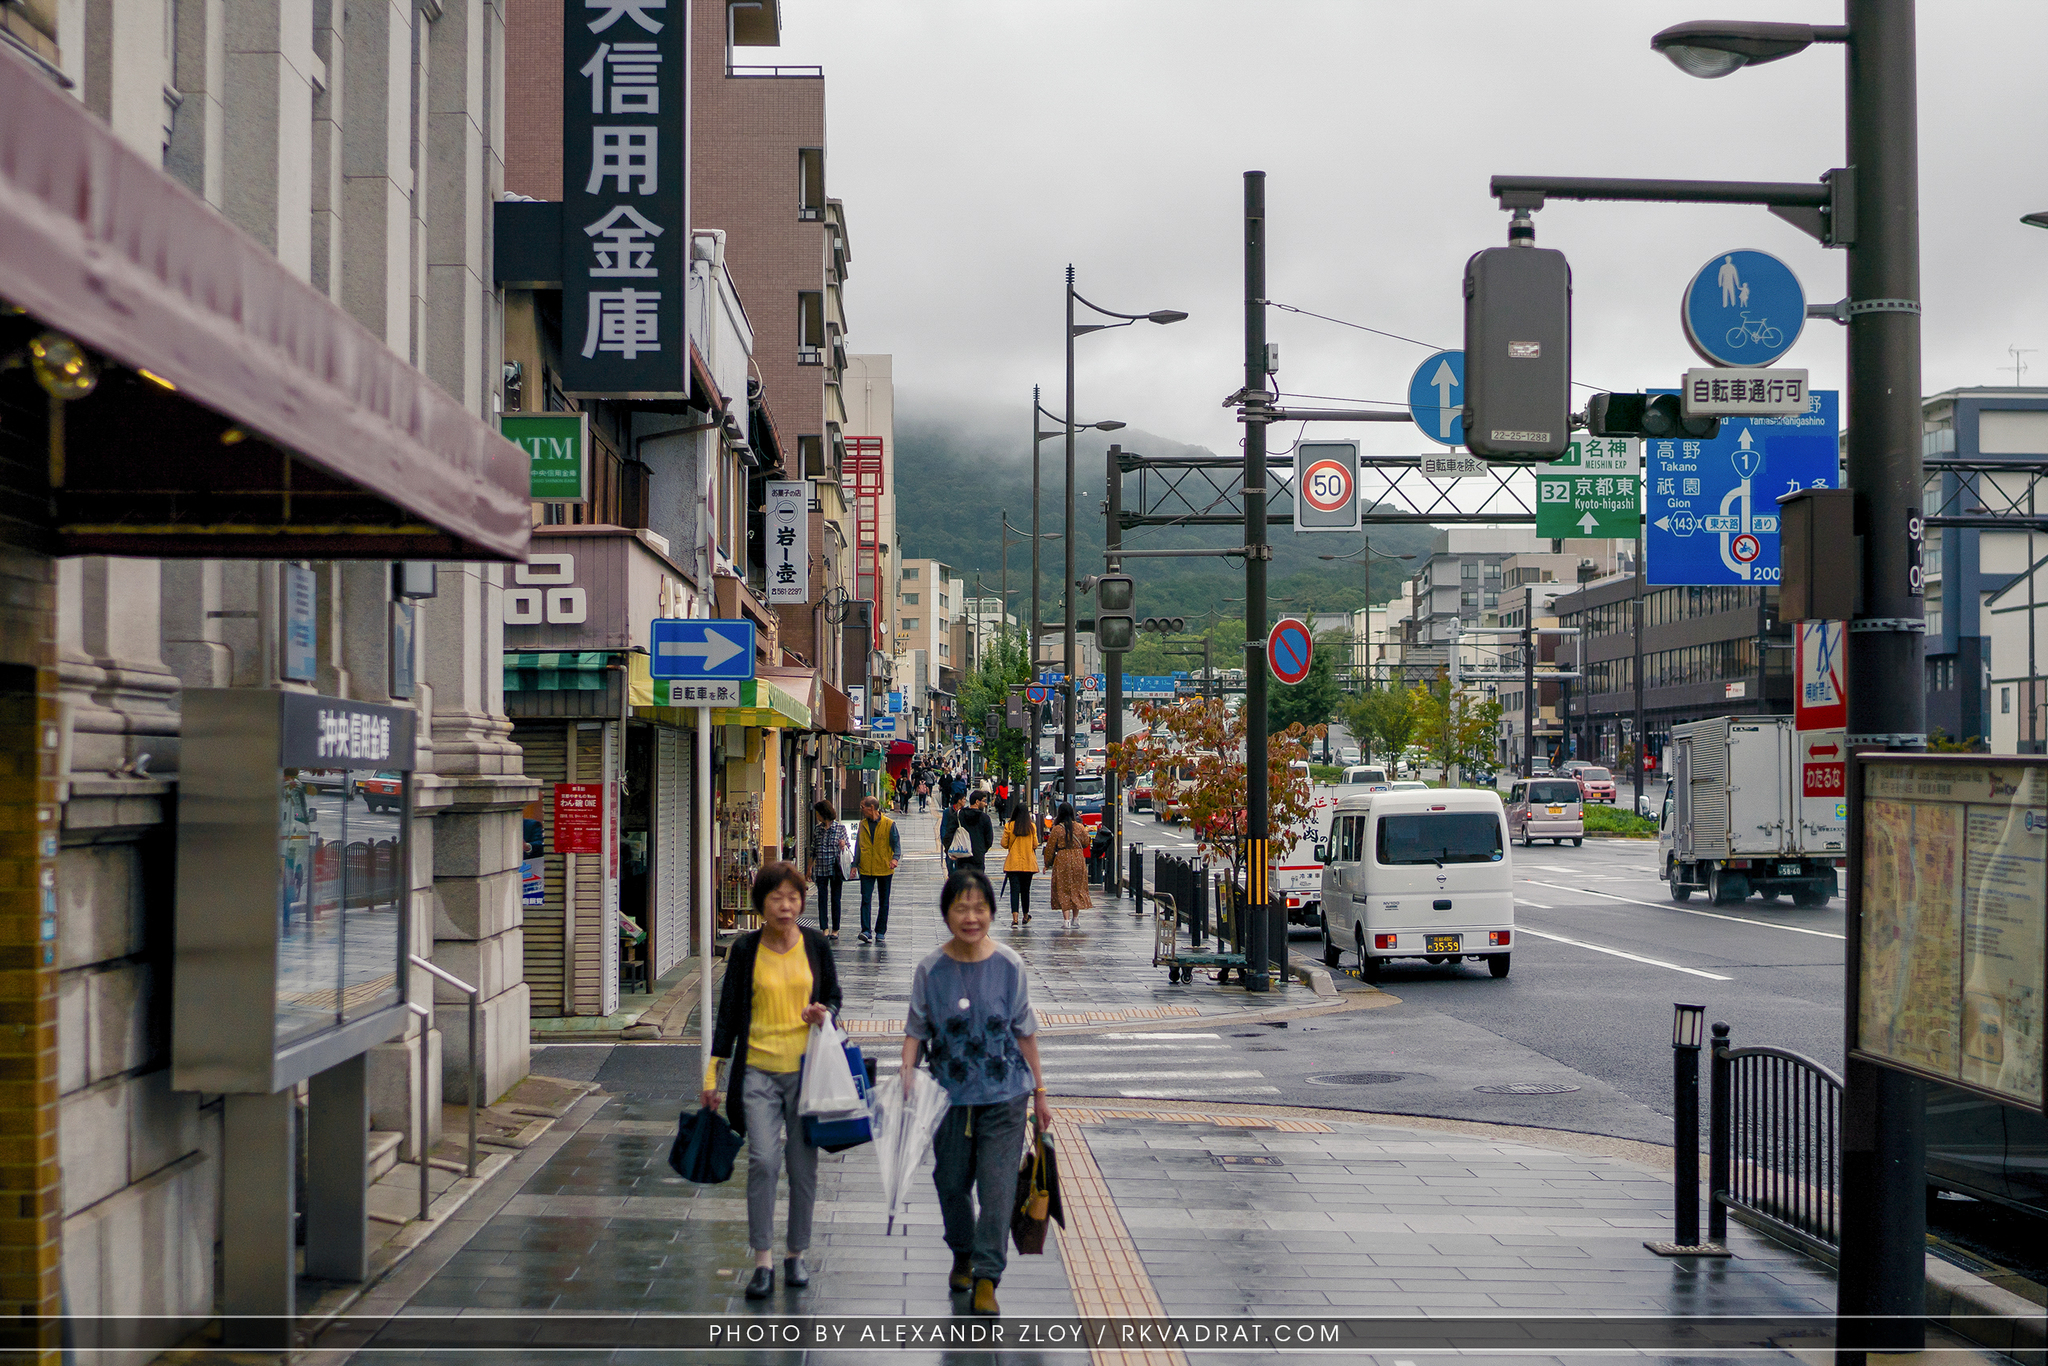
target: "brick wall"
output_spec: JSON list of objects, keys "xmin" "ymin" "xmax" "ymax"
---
[{"xmin": 504, "ymin": 0, "xmax": 563, "ymax": 200}]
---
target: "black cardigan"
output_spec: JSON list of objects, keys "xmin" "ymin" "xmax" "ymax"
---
[{"xmin": 708, "ymin": 925, "xmax": 842, "ymax": 1137}]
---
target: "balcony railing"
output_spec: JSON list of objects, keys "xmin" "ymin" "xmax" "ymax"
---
[
  {"xmin": 727, "ymin": 64, "xmax": 823, "ymax": 78},
  {"xmin": 797, "ymin": 346, "xmax": 824, "ymax": 367},
  {"xmin": 798, "ymin": 206, "xmax": 823, "ymax": 222}
]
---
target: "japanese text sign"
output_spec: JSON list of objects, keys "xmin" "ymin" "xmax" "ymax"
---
[
  {"xmin": 1646, "ymin": 390, "xmax": 1839, "ymax": 587},
  {"xmin": 502, "ymin": 412, "xmax": 590, "ymax": 502},
  {"xmin": 765, "ymin": 480, "xmax": 810, "ymax": 604},
  {"xmin": 553, "ymin": 782, "xmax": 604, "ymax": 855},
  {"xmin": 561, "ymin": 0, "xmax": 685, "ymax": 396}
]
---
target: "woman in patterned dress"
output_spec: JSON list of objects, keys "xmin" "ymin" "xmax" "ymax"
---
[{"xmin": 1043, "ymin": 802, "xmax": 1092, "ymax": 926}]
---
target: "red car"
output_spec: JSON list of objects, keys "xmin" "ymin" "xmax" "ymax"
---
[
  {"xmin": 352, "ymin": 770, "xmax": 404, "ymax": 814},
  {"xmin": 1575, "ymin": 766, "xmax": 1616, "ymax": 804}
]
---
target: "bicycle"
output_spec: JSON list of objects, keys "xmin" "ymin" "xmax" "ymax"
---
[{"xmin": 1724, "ymin": 314, "xmax": 1784, "ymax": 351}]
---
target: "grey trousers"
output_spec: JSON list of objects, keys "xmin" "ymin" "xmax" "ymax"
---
[
  {"xmin": 741, "ymin": 1066, "xmax": 817, "ymax": 1255},
  {"xmin": 931, "ymin": 1095, "xmax": 1029, "ymax": 1282}
]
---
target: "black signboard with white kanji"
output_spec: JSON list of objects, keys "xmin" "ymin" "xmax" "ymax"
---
[{"xmin": 561, "ymin": 0, "xmax": 687, "ymax": 397}]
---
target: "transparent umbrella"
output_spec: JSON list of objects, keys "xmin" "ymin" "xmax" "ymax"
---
[{"xmin": 872, "ymin": 1065, "xmax": 949, "ymax": 1235}]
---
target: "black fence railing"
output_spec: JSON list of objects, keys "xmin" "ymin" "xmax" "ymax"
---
[
  {"xmin": 1710, "ymin": 1022, "xmax": 1842, "ymax": 1258},
  {"xmin": 1150, "ymin": 852, "xmax": 1211, "ymax": 948}
]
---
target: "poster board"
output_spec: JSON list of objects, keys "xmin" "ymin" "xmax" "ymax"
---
[{"xmin": 1849, "ymin": 754, "xmax": 2047, "ymax": 1113}]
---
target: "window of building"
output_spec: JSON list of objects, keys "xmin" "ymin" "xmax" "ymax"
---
[
  {"xmin": 903, "ymin": 567, "xmax": 919, "ymax": 580},
  {"xmin": 904, "ymin": 617, "xmax": 919, "ymax": 630},
  {"xmin": 939, "ymin": 643, "xmax": 949, "ymax": 658},
  {"xmin": 798, "ymin": 148, "xmax": 825, "ymax": 221},
  {"xmin": 798, "ymin": 292, "xmax": 825, "ymax": 364},
  {"xmin": 2003, "ymin": 687, "xmax": 2012, "ymax": 714},
  {"xmin": 1462, "ymin": 561, "xmax": 1478, "ymax": 581},
  {"xmin": 902, "ymin": 593, "xmax": 918, "ymax": 605}
]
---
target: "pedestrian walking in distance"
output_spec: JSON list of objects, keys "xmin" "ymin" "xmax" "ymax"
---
[
  {"xmin": 1000, "ymin": 798, "xmax": 1038, "ymax": 928},
  {"xmin": 1044, "ymin": 802, "xmax": 1092, "ymax": 927},
  {"xmin": 959, "ymin": 790, "xmax": 996, "ymax": 871},
  {"xmin": 702, "ymin": 862, "xmax": 843, "ymax": 1300},
  {"xmin": 855, "ymin": 795, "xmax": 900, "ymax": 944},
  {"xmin": 939, "ymin": 790, "xmax": 972, "ymax": 876},
  {"xmin": 809, "ymin": 800, "xmax": 847, "ymax": 939},
  {"xmin": 902, "ymin": 867, "xmax": 1052, "ymax": 1316}
]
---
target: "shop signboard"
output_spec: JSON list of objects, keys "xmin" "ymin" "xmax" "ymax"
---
[
  {"xmin": 554, "ymin": 782, "xmax": 604, "ymax": 854},
  {"xmin": 765, "ymin": 479, "xmax": 810, "ymax": 604},
  {"xmin": 174, "ymin": 690, "xmax": 416, "ymax": 1094},
  {"xmin": 1849, "ymin": 754, "xmax": 2047, "ymax": 1113},
  {"xmin": 501, "ymin": 412, "xmax": 590, "ymax": 503}
]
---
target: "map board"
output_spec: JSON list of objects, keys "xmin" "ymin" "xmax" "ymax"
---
[{"xmin": 1851, "ymin": 756, "xmax": 2047, "ymax": 1112}]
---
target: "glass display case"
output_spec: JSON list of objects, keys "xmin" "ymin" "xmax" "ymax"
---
[{"xmin": 175, "ymin": 690, "xmax": 417, "ymax": 1094}]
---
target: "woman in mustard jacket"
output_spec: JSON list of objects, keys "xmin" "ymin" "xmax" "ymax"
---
[{"xmin": 999, "ymin": 798, "xmax": 1039, "ymax": 928}]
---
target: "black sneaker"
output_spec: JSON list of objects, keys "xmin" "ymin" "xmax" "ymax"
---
[{"xmin": 858, "ymin": 932, "xmax": 873, "ymax": 944}]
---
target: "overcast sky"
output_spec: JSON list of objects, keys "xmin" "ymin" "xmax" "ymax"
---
[{"xmin": 766, "ymin": 0, "xmax": 2048, "ymax": 460}]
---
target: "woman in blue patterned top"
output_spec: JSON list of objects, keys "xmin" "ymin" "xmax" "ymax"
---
[{"xmin": 901, "ymin": 867, "xmax": 1051, "ymax": 1316}]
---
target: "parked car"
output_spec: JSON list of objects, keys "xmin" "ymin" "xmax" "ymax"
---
[
  {"xmin": 1505, "ymin": 777, "xmax": 1585, "ymax": 847},
  {"xmin": 1388, "ymin": 780, "xmax": 1429, "ymax": 792},
  {"xmin": 1575, "ymin": 766, "xmax": 1617, "ymax": 804},
  {"xmin": 351, "ymin": 770, "xmax": 404, "ymax": 813}
]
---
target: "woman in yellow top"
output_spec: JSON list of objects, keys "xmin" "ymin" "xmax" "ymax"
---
[
  {"xmin": 999, "ymin": 798, "xmax": 1039, "ymax": 928},
  {"xmin": 701, "ymin": 862, "xmax": 842, "ymax": 1300}
]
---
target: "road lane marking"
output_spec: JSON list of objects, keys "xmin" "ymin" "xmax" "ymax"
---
[
  {"xmin": 1515, "ymin": 926, "xmax": 1734, "ymax": 981},
  {"xmin": 1116, "ymin": 1087, "xmax": 1280, "ymax": 1097},
  {"xmin": 1518, "ymin": 899, "xmax": 1554, "ymax": 910},
  {"xmin": 1520, "ymin": 879, "xmax": 1846, "ymax": 940},
  {"xmin": 1057, "ymin": 1070, "xmax": 1267, "ymax": 1081}
]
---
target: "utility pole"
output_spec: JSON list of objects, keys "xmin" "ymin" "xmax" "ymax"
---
[
  {"xmin": 1063, "ymin": 269, "xmax": 1079, "ymax": 807},
  {"xmin": 1240, "ymin": 171, "xmax": 1271, "ymax": 992},
  {"xmin": 1030, "ymin": 386, "xmax": 1043, "ymax": 820},
  {"xmin": 1633, "ymin": 523, "xmax": 1647, "ymax": 814},
  {"xmin": 1105, "ymin": 444, "xmax": 1124, "ymax": 894},
  {"xmin": 1447, "ymin": 621, "xmax": 1461, "ymax": 788},
  {"xmin": 1522, "ymin": 616, "xmax": 1536, "ymax": 778}
]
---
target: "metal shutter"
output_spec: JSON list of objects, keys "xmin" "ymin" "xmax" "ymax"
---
[
  {"xmin": 518, "ymin": 726, "xmax": 567, "ymax": 1016},
  {"xmin": 652, "ymin": 725, "xmax": 690, "ymax": 977}
]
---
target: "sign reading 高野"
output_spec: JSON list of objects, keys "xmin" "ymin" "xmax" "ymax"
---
[{"xmin": 502, "ymin": 412, "xmax": 590, "ymax": 502}]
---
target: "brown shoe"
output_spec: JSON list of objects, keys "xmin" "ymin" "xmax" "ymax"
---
[
  {"xmin": 948, "ymin": 1251, "xmax": 972, "ymax": 1293},
  {"xmin": 971, "ymin": 1277, "xmax": 1000, "ymax": 1315}
]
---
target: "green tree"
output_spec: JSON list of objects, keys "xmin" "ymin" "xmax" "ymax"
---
[
  {"xmin": 956, "ymin": 629, "xmax": 1034, "ymax": 781},
  {"xmin": 1267, "ymin": 631, "xmax": 1344, "ymax": 734},
  {"xmin": 1339, "ymin": 683, "xmax": 1419, "ymax": 766},
  {"xmin": 1409, "ymin": 673, "xmax": 1504, "ymax": 782}
]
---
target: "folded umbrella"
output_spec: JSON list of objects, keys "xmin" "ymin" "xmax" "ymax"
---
[{"xmin": 872, "ymin": 1065, "xmax": 948, "ymax": 1234}]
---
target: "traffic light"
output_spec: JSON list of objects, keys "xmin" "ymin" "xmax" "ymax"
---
[
  {"xmin": 1586, "ymin": 392, "xmax": 1720, "ymax": 441},
  {"xmin": 985, "ymin": 707, "xmax": 1001, "ymax": 739},
  {"xmin": 1095, "ymin": 574, "xmax": 1135, "ymax": 651},
  {"xmin": 1006, "ymin": 693, "xmax": 1027, "ymax": 730},
  {"xmin": 1142, "ymin": 616, "xmax": 1186, "ymax": 634},
  {"xmin": 1462, "ymin": 243, "xmax": 1572, "ymax": 458}
]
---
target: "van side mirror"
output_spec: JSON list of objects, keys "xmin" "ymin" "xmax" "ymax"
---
[{"xmin": 1314, "ymin": 845, "xmax": 1329, "ymax": 863}]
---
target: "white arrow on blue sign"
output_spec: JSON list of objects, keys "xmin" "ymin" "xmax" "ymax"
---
[
  {"xmin": 1646, "ymin": 390, "xmax": 1838, "ymax": 587},
  {"xmin": 1683, "ymin": 249, "xmax": 1806, "ymax": 368},
  {"xmin": 648, "ymin": 619, "xmax": 755, "ymax": 680},
  {"xmin": 1408, "ymin": 350, "xmax": 1465, "ymax": 447}
]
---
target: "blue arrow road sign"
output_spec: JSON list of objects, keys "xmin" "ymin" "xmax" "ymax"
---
[
  {"xmin": 648, "ymin": 618, "xmax": 755, "ymax": 680},
  {"xmin": 1646, "ymin": 390, "xmax": 1838, "ymax": 587},
  {"xmin": 870, "ymin": 715, "xmax": 896, "ymax": 733},
  {"xmin": 1408, "ymin": 350, "xmax": 1465, "ymax": 447},
  {"xmin": 1683, "ymin": 249, "xmax": 1806, "ymax": 368}
]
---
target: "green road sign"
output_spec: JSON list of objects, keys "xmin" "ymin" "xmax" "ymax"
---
[
  {"xmin": 501, "ymin": 412, "xmax": 589, "ymax": 502},
  {"xmin": 1536, "ymin": 471, "xmax": 1641, "ymax": 538},
  {"xmin": 1548, "ymin": 436, "xmax": 1637, "ymax": 472}
]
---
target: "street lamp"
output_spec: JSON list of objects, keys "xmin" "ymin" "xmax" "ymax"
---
[
  {"xmin": 1064, "ymin": 265, "xmax": 1185, "ymax": 800},
  {"xmin": 2023, "ymin": 211, "xmax": 2048, "ymax": 231},
  {"xmin": 1031, "ymin": 394, "xmax": 1123, "ymax": 813},
  {"xmin": 1648, "ymin": 19, "xmax": 1847, "ymax": 77}
]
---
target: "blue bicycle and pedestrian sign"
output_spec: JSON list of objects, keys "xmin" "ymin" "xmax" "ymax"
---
[
  {"xmin": 1408, "ymin": 350, "xmax": 1465, "ymax": 447},
  {"xmin": 1682, "ymin": 249, "xmax": 1806, "ymax": 368}
]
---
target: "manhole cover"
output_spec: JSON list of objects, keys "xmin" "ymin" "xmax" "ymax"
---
[
  {"xmin": 1211, "ymin": 1153, "xmax": 1284, "ymax": 1167},
  {"xmin": 1473, "ymin": 1082, "xmax": 1581, "ymax": 1095},
  {"xmin": 1304, "ymin": 1072, "xmax": 1410, "ymax": 1086}
]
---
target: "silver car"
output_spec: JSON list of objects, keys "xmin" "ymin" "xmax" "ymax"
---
[{"xmin": 1505, "ymin": 777, "xmax": 1585, "ymax": 847}]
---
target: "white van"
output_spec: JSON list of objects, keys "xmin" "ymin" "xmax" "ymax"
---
[{"xmin": 1315, "ymin": 787, "xmax": 1513, "ymax": 983}]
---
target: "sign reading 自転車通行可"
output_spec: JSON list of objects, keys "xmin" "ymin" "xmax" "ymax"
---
[
  {"xmin": 1682, "ymin": 368, "xmax": 1810, "ymax": 418},
  {"xmin": 502, "ymin": 412, "xmax": 589, "ymax": 502},
  {"xmin": 560, "ymin": 0, "xmax": 686, "ymax": 397}
]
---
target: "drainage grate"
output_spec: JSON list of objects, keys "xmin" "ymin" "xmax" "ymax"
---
[
  {"xmin": 1473, "ymin": 1082, "xmax": 1581, "ymax": 1095},
  {"xmin": 1212, "ymin": 1153, "xmax": 1284, "ymax": 1167},
  {"xmin": 1305, "ymin": 1072, "xmax": 1410, "ymax": 1086}
]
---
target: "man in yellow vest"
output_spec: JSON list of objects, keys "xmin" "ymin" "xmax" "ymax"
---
[{"xmin": 855, "ymin": 795, "xmax": 900, "ymax": 944}]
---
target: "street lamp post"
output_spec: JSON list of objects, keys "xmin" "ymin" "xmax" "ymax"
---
[
  {"xmin": 1062, "ymin": 266, "xmax": 1185, "ymax": 808},
  {"xmin": 1032, "ymin": 397, "xmax": 1122, "ymax": 815}
]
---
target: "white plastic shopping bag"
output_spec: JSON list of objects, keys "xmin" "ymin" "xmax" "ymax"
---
[{"xmin": 797, "ymin": 1018, "xmax": 865, "ymax": 1117}]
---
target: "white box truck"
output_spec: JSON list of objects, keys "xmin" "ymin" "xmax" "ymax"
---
[{"xmin": 1658, "ymin": 716, "xmax": 1844, "ymax": 907}]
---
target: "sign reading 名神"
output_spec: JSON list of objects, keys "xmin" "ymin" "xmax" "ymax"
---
[
  {"xmin": 648, "ymin": 619, "xmax": 754, "ymax": 682},
  {"xmin": 1683, "ymin": 249, "xmax": 1806, "ymax": 369},
  {"xmin": 1796, "ymin": 620, "xmax": 1847, "ymax": 732},
  {"xmin": 1267, "ymin": 618, "xmax": 1313, "ymax": 687},
  {"xmin": 560, "ymin": 0, "xmax": 685, "ymax": 397},
  {"xmin": 1293, "ymin": 442, "xmax": 1359, "ymax": 532},
  {"xmin": 502, "ymin": 412, "xmax": 590, "ymax": 502},
  {"xmin": 1853, "ymin": 756, "xmax": 2047, "ymax": 1112},
  {"xmin": 1421, "ymin": 453, "xmax": 1487, "ymax": 480},
  {"xmin": 1682, "ymin": 368, "xmax": 1810, "ymax": 418},
  {"xmin": 1549, "ymin": 437, "xmax": 1637, "ymax": 474},
  {"xmin": 1408, "ymin": 351, "xmax": 1465, "ymax": 447},
  {"xmin": 553, "ymin": 782, "xmax": 604, "ymax": 855},
  {"xmin": 1647, "ymin": 390, "xmax": 1839, "ymax": 587},
  {"xmin": 765, "ymin": 480, "xmax": 810, "ymax": 604},
  {"xmin": 1535, "ymin": 471, "xmax": 1640, "ymax": 540}
]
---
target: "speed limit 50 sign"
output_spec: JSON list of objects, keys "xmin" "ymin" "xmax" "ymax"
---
[{"xmin": 1294, "ymin": 441, "xmax": 1360, "ymax": 532}]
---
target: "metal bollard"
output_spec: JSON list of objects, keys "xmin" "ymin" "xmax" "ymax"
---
[
  {"xmin": 1646, "ymin": 1003, "xmax": 1727, "ymax": 1257},
  {"xmin": 1709, "ymin": 1022, "xmax": 1730, "ymax": 1245}
]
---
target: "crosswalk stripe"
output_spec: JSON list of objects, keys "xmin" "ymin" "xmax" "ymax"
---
[
  {"xmin": 1117, "ymin": 1086, "xmax": 1280, "ymax": 1097},
  {"xmin": 1051, "ymin": 1070, "xmax": 1265, "ymax": 1081}
]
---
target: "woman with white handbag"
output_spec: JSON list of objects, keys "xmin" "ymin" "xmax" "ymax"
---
[{"xmin": 701, "ymin": 861, "xmax": 843, "ymax": 1299}]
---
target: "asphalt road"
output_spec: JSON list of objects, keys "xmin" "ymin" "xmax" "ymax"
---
[{"xmin": 1124, "ymin": 814, "xmax": 1844, "ymax": 1147}]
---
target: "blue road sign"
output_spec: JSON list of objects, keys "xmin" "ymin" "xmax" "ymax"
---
[
  {"xmin": 887, "ymin": 691, "xmax": 903, "ymax": 713},
  {"xmin": 1646, "ymin": 389, "xmax": 1838, "ymax": 587},
  {"xmin": 1683, "ymin": 249, "xmax": 1806, "ymax": 368},
  {"xmin": 1267, "ymin": 617, "xmax": 1314, "ymax": 686},
  {"xmin": 648, "ymin": 618, "xmax": 755, "ymax": 680},
  {"xmin": 1408, "ymin": 350, "xmax": 1465, "ymax": 447},
  {"xmin": 870, "ymin": 715, "xmax": 896, "ymax": 734}
]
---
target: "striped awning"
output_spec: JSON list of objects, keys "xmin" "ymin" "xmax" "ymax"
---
[
  {"xmin": 626, "ymin": 653, "xmax": 812, "ymax": 729},
  {"xmin": 504, "ymin": 650, "xmax": 614, "ymax": 691}
]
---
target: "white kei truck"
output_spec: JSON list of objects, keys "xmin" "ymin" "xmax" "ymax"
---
[{"xmin": 1659, "ymin": 715, "xmax": 1845, "ymax": 907}]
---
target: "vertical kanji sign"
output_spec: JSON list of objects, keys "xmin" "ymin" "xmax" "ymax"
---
[
  {"xmin": 765, "ymin": 480, "xmax": 810, "ymax": 604},
  {"xmin": 561, "ymin": 0, "xmax": 686, "ymax": 396}
]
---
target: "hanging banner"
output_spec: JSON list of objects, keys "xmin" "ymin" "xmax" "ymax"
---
[
  {"xmin": 765, "ymin": 479, "xmax": 810, "ymax": 604},
  {"xmin": 560, "ymin": 0, "xmax": 687, "ymax": 396}
]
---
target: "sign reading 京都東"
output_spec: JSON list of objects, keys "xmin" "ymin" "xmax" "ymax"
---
[
  {"xmin": 765, "ymin": 480, "xmax": 810, "ymax": 604},
  {"xmin": 502, "ymin": 412, "xmax": 590, "ymax": 502},
  {"xmin": 560, "ymin": 0, "xmax": 686, "ymax": 397}
]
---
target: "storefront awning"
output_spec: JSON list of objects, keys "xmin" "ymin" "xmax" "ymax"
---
[
  {"xmin": 0, "ymin": 49, "xmax": 530, "ymax": 561},
  {"xmin": 626, "ymin": 653, "xmax": 812, "ymax": 729},
  {"xmin": 505, "ymin": 651, "xmax": 615, "ymax": 692},
  {"xmin": 818, "ymin": 681, "xmax": 852, "ymax": 734}
]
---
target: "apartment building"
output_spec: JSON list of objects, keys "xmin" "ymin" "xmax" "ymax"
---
[
  {"xmin": 2, "ymin": 1, "xmax": 536, "ymax": 1346},
  {"xmin": 842, "ymin": 353, "xmax": 897, "ymax": 735}
]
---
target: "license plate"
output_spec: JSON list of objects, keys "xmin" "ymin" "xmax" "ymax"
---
[
  {"xmin": 1427, "ymin": 934, "xmax": 1461, "ymax": 954},
  {"xmin": 1777, "ymin": 862, "xmax": 1801, "ymax": 877},
  {"xmin": 1547, "ymin": 806, "xmax": 1563, "ymax": 815}
]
